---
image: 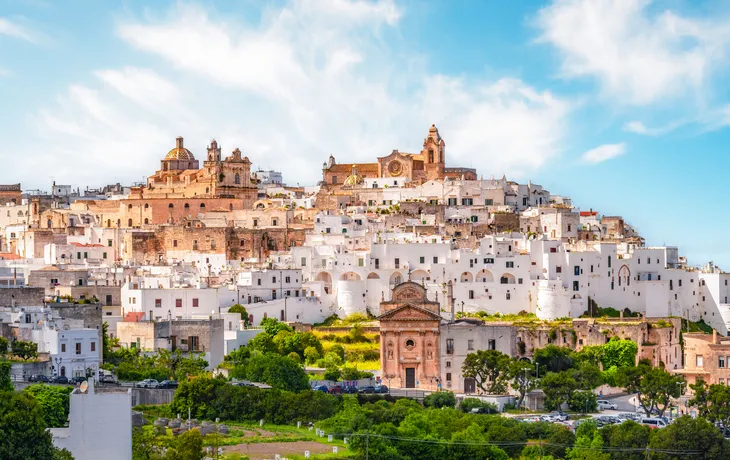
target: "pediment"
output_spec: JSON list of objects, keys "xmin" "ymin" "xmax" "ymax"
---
[
  {"xmin": 391, "ymin": 281, "xmax": 428, "ymax": 303},
  {"xmin": 378, "ymin": 304, "xmax": 441, "ymax": 322}
]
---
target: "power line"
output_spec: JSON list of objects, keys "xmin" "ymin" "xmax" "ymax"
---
[{"xmin": 326, "ymin": 432, "xmax": 706, "ymax": 455}]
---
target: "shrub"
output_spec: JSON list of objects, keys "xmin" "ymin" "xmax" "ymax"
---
[
  {"xmin": 423, "ymin": 391, "xmax": 456, "ymax": 409},
  {"xmin": 568, "ymin": 390, "xmax": 597, "ymax": 413},
  {"xmin": 304, "ymin": 346, "xmax": 321, "ymax": 364},
  {"xmin": 459, "ymin": 397, "xmax": 497, "ymax": 414}
]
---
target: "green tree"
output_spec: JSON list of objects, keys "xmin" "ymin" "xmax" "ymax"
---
[
  {"xmin": 259, "ymin": 317, "xmax": 292, "ymax": 336},
  {"xmin": 462, "ymin": 349, "xmax": 511, "ymax": 394},
  {"xmin": 0, "ymin": 391, "xmax": 69, "ymax": 459},
  {"xmin": 164, "ymin": 428, "xmax": 204, "ymax": 460},
  {"xmin": 618, "ymin": 361, "xmax": 684, "ymax": 417},
  {"xmin": 323, "ymin": 366, "xmax": 341, "ymax": 381},
  {"xmin": 688, "ymin": 377, "xmax": 710, "ymax": 418},
  {"xmin": 649, "ymin": 415, "xmax": 730, "ymax": 460},
  {"xmin": 704, "ymin": 384, "xmax": 730, "ymax": 429},
  {"xmin": 11, "ymin": 340, "xmax": 37, "ymax": 361},
  {"xmin": 568, "ymin": 390, "xmax": 597, "ymax": 413},
  {"xmin": 328, "ymin": 344, "xmax": 345, "ymax": 361},
  {"xmin": 228, "ymin": 304, "xmax": 249, "ymax": 326},
  {"xmin": 601, "ymin": 420, "xmax": 650, "ymax": 460},
  {"xmin": 303, "ymin": 346, "xmax": 321, "ymax": 364},
  {"xmin": 566, "ymin": 431, "xmax": 609, "ymax": 460},
  {"xmin": 534, "ymin": 345, "xmax": 574, "ymax": 373},
  {"xmin": 423, "ymin": 391, "xmax": 456, "ymax": 409},
  {"xmin": 0, "ymin": 361, "xmax": 12, "ymax": 392},
  {"xmin": 132, "ymin": 426, "xmax": 159, "ymax": 460},
  {"xmin": 23, "ymin": 384, "xmax": 73, "ymax": 427},
  {"xmin": 601, "ymin": 338, "xmax": 638, "ymax": 369},
  {"xmin": 508, "ymin": 359, "xmax": 538, "ymax": 409},
  {"xmin": 541, "ymin": 371, "xmax": 577, "ymax": 411},
  {"xmin": 244, "ymin": 352, "xmax": 309, "ymax": 391},
  {"xmin": 458, "ymin": 397, "xmax": 497, "ymax": 413},
  {"xmin": 0, "ymin": 337, "xmax": 8, "ymax": 358},
  {"xmin": 572, "ymin": 362, "xmax": 603, "ymax": 390}
]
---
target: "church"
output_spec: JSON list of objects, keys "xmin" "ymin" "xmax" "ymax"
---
[{"xmin": 321, "ymin": 125, "xmax": 477, "ymax": 188}]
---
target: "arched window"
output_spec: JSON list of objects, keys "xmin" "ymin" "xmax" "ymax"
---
[
  {"xmin": 405, "ymin": 339, "xmax": 415, "ymax": 348},
  {"xmin": 144, "ymin": 218, "xmax": 149, "ymax": 225},
  {"xmin": 184, "ymin": 203, "xmax": 190, "ymax": 210},
  {"xmin": 200, "ymin": 203, "xmax": 205, "ymax": 209},
  {"xmin": 229, "ymin": 204, "xmax": 233, "ymax": 211},
  {"xmin": 128, "ymin": 204, "xmax": 132, "ymax": 210},
  {"xmin": 168, "ymin": 203, "xmax": 174, "ymax": 209},
  {"xmin": 128, "ymin": 219, "xmax": 133, "ymax": 227},
  {"xmin": 234, "ymin": 173, "xmax": 240, "ymax": 184},
  {"xmin": 47, "ymin": 219, "xmax": 52, "ymax": 228},
  {"xmin": 144, "ymin": 203, "xmax": 149, "ymax": 209},
  {"xmin": 428, "ymin": 149, "xmax": 434, "ymax": 163}
]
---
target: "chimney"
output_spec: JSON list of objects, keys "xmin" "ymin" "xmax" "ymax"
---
[
  {"xmin": 713, "ymin": 329, "xmax": 718, "ymax": 344},
  {"xmin": 176, "ymin": 136, "xmax": 184, "ymax": 149},
  {"xmin": 447, "ymin": 280, "xmax": 455, "ymax": 322}
]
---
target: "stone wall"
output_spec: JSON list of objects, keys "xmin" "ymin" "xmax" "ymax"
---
[
  {"xmin": 492, "ymin": 212, "xmax": 520, "ymax": 232},
  {"xmin": 0, "ymin": 286, "xmax": 45, "ymax": 306}
]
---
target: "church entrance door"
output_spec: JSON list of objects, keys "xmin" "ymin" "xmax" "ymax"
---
[{"xmin": 405, "ymin": 367, "xmax": 416, "ymax": 388}]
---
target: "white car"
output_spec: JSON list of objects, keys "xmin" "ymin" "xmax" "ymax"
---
[
  {"xmin": 597, "ymin": 400, "xmax": 618, "ymax": 410},
  {"xmin": 136, "ymin": 379, "xmax": 159, "ymax": 389}
]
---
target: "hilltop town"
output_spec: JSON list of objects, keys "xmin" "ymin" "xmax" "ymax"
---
[{"xmin": 2, "ymin": 126, "xmax": 730, "ymax": 458}]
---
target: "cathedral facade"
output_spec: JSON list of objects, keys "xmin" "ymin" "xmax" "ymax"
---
[{"xmin": 322, "ymin": 125, "xmax": 477, "ymax": 188}]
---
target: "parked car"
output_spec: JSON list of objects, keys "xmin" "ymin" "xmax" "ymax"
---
[
  {"xmin": 70, "ymin": 376, "xmax": 87, "ymax": 385},
  {"xmin": 100, "ymin": 374, "xmax": 116, "ymax": 384},
  {"xmin": 597, "ymin": 400, "xmax": 618, "ymax": 410},
  {"xmin": 342, "ymin": 386, "xmax": 358, "ymax": 394},
  {"xmin": 640, "ymin": 417, "xmax": 668, "ymax": 429},
  {"xmin": 28, "ymin": 374, "xmax": 50, "ymax": 383},
  {"xmin": 313, "ymin": 385, "xmax": 329, "ymax": 393},
  {"xmin": 328, "ymin": 385, "xmax": 343, "ymax": 394},
  {"xmin": 358, "ymin": 385, "xmax": 376, "ymax": 394},
  {"xmin": 136, "ymin": 379, "xmax": 159, "ymax": 389},
  {"xmin": 374, "ymin": 385, "xmax": 389, "ymax": 394},
  {"xmin": 158, "ymin": 380, "xmax": 179, "ymax": 389},
  {"xmin": 548, "ymin": 411, "xmax": 570, "ymax": 422},
  {"xmin": 51, "ymin": 375, "xmax": 69, "ymax": 384}
]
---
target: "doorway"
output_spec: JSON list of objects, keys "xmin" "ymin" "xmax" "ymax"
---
[
  {"xmin": 405, "ymin": 367, "xmax": 416, "ymax": 388},
  {"xmin": 464, "ymin": 377, "xmax": 476, "ymax": 394}
]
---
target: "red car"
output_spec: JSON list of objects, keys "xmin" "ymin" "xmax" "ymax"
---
[{"xmin": 328, "ymin": 385, "xmax": 343, "ymax": 394}]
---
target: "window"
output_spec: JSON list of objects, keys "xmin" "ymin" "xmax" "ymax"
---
[
  {"xmin": 720, "ymin": 356, "xmax": 725, "ymax": 368},
  {"xmin": 433, "ymin": 256, "xmax": 438, "ymax": 263},
  {"xmin": 61, "ymin": 343, "xmax": 66, "ymax": 353},
  {"xmin": 446, "ymin": 361, "xmax": 451, "ymax": 368},
  {"xmin": 567, "ymin": 224, "xmax": 572, "ymax": 232},
  {"xmin": 518, "ymin": 278, "xmax": 523, "ymax": 285},
  {"xmin": 91, "ymin": 342, "xmax": 96, "ymax": 352},
  {"xmin": 103, "ymin": 252, "xmax": 107, "ymax": 259},
  {"xmin": 647, "ymin": 257, "xmax": 650, "ymax": 264},
  {"xmin": 285, "ymin": 276, "xmax": 291, "ymax": 283},
  {"xmin": 485, "ymin": 199, "xmax": 493, "ymax": 206},
  {"xmin": 394, "ymin": 258, "xmax": 400, "ymax": 269},
  {"xmin": 486, "ymin": 258, "xmax": 494, "ymax": 264},
  {"xmin": 608, "ymin": 256, "xmax": 612, "ymax": 268},
  {"xmin": 155, "ymin": 299, "xmax": 162, "ymax": 308},
  {"xmin": 468, "ymin": 290, "xmax": 474, "ymax": 299},
  {"xmin": 574, "ymin": 266, "xmax": 580, "ymax": 276},
  {"xmin": 272, "ymin": 276, "xmax": 277, "ymax": 283},
  {"xmin": 405, "ymin": 339, "xmax": 415, "ymax": 348},
  {"xmin": 300, "ymin": 257, "xmax": 306, "ymax": 266},
  {"xmin": 556, "ymin": 266, "xmax": 562, "ymax": 273},
  {"xmin": 446, "ymin": 339, "xmax": 454, "ymax": 354},
  {"xmin": 107, "ymin": 239, "xmax": 113, "ymax": 247},
  {"xmin": 420, "ymin": 256, "xmax": 425, "ymax": 264},
  {"xmin": 467, "ymin": 340, "xmax": 474, "ymax": 350},
  {"xmin": 506, "ymin": 292, "xmax": 511, "ymax": 300},
  {"xmin": 488, "ymin": 339, "xmax": 496, "ymax": 350},
  {"xmin": 175, "ymin": 298, "xmax": 182, "ymax": 308},
  {"xmin": 573, "ymin": 281, "xmax": 579, "ymax": 291},
  {"xmin": 192, "ymin": 240, "xmax": 198, "ymax": 250},
  {"xmin": 446, "ymin": 372, "xmax": 452, "ymax": 382},
  {"xmin": 697, "ymin": 355, "xmax": 704, "ymax": 367},
  {"xmin": 192, "ymin": 298, "xmax": 199, "ymax": 308},
  {"xmin": 211, "ymin": 239, "xmax": 216, "ymax": 249},
  {"xmin": 679, "ymin": 279, "xmax": 682, "ymax": 287},
  {"xmin": 506, "ymin": 261, "xmax": 514, "ymax": 268},
  {"xmin": 75, "ymin": 343, "xmax": 81, "ymax": 355},
  {"xmin": 253, "ymin": 219, "xmax": 258, "ymax": 227},
  {"xmin": 257, "ymin": 279, "xmax": 262, "ymax": 286}
]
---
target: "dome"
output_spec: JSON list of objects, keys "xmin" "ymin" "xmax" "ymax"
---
[
  {"xmin": 165, "ymin": 137, "xmax": 196, "ymax": 161},
  {"xmin": 343, "ymin": 173, "xmax": 364, "ymax": 186}
]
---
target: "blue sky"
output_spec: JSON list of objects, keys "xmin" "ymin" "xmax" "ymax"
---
[{"xmin": 2, "ymin": 0, "xmax": 730, "ymax": 267}]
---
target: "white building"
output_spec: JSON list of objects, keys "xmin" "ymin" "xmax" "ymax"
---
[
  {"xmin": 52, "ymin": 380, "xmax": 132, "ymax": 460},
  {"xmin": 53, "ymin": 328, "xmax": 101, "ymax": 379}
]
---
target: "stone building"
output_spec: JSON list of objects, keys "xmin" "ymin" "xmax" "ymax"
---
[
  {"xmin": 677, "ymin": 330, "xmax": 730, "ymax": 386},
  {"xmin": 378, "ymin": 282, "xmax": 442, "ymax": 390},
  {"xmin": 0, "ymin": 184, "xmax": 22, "ymax": 205}
]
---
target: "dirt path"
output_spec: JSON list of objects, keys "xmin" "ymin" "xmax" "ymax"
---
[{"xmin": 223, "ymin": 441, "xmax": 335, "ymax": 459}]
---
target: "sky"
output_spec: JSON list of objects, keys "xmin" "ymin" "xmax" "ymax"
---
[{"xmin": 2, "ymin": 0, "xmax": 730, "ymax": 267}]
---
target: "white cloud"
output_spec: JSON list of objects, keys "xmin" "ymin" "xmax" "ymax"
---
[
  {"xmin": 19, "ymin": 1, "xmax": 573, "ymax": 187},
  {"xmin": 581, "ymin": 143, "xmax": 626, "ymax": 163},
  {"xmin": 535, "ymin": 0, "xmax": 730, "ymax": 106},
  {"xmin": 623, "ymin": 119, "xmax": 687, "ymax": 136},
  {"xmin": 0, "ymin": 17, "xmax": 35, "ymax": 42}
]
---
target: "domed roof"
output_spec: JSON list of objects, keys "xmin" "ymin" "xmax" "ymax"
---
[
  {"xmin": 343, "ymin": 173, "xmax": 364, "ymax": 186},
  {"xmin": 165, "ymin": 137, "xmax": 196, "ymax": 161}
]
